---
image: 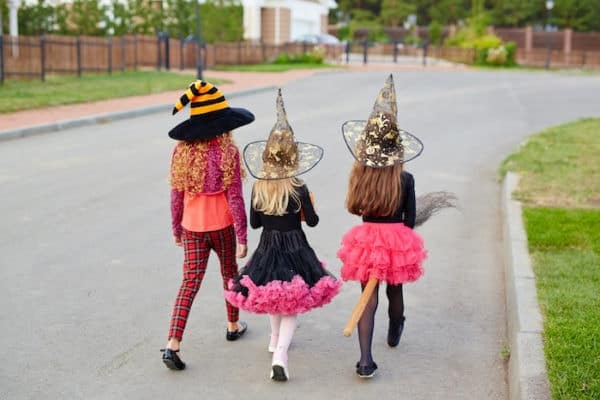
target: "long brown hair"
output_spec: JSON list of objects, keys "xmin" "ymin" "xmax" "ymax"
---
[
  {"xmin": 170, "ymin": 132, "xmax": 243, "ymax": 194},
  {"xmin": 346, "ymin": 162, "xmax": 403, "ymax": 217}
]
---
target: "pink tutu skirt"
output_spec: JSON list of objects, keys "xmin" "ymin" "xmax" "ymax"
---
[
  {"xmin": 225, "ymin": 275, "xmax": 341, "ymax": 315},
  {"xmin": 337, "ymin": 222, "xmax": 427, "ymax": 284}
]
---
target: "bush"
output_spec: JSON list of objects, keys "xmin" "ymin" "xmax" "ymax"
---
[
  {"xmin": 444, "ymin": 18, "xmax": 517, "ymax": 67},
  {"xmin": 272, "ymin": 51, "xmax": 324, "ymax": 65},
  {"xmin": 428, "ymin": 21, "xmax": 443, "ymax": 45},
  {"xmin": 473, "ymin": 36, "xmax": 517, "ymax": 67}
]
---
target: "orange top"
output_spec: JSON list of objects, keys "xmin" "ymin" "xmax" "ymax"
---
[{"xmin": 182, "ymin": 191, "xmax": 234, "ymax": 233}]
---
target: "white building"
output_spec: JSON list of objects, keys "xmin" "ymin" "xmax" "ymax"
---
[{"xmin": 242, "ymin": 0, "xmax": 336, "ymax": 44}]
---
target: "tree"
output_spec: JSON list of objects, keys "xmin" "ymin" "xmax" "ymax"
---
[
  {"xmin": 428, "ymin": 0, "xmax": 469, "ymax": 25},
  {"xmin": 164, "ymin": 0, "xmax": 194, "ymax": 38},
  {"xmin": 17, "ymin": 0, "xmax": 56, "ymax": 35},
  {"xmin": 200, "ymin": 0, "xmax": 243, "ymax": 42},
  {"xmin": 128, "ymin": 0, "xmax": 161, "ymax": 34},
  {"xmin": 109, "ymin": 0, "xmax": 134, "ymax": 35},
  {"xmin": 69, "ymin": 0, "xmax": 108, "ymax": 35},
  {"xmin": 1, "ymin": 0, "xmax": 7, "ymax": 34},
  {"xmin": 489, "ymin": 0, "xmax": 544, "ymax": 27},
  {"xmin": 553, "ymin": 0, "xmax": 600, "ymax": 31},
  {"xmin": 380, "ymin": 0, "xmax": 414, "ymax": 27}
]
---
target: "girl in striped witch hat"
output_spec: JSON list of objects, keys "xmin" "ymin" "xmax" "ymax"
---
[
  {"xmin": 161, "ymin": 80, "xmax": 254, "ymax": 371},
  {"xmin": 224, "ymin": 89, "xmax": 341, "ymax": 382}
]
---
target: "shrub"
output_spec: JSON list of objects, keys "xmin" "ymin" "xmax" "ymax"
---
[
  {"xmin": 445, "ymin": 18, "xmax": 517, "ymax": 67},
  {"xmin": 272, "ymin": 51, "xmax": 324, "ymax": 65},
  {"xmin": 428, "ymin": 21, "xmax": 443, "ymax": 46}
]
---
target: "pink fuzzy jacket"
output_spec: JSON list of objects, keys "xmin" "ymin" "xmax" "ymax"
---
[{"xmin": 170, "ymin": 140, "xmax": 247, "ymax": 244}]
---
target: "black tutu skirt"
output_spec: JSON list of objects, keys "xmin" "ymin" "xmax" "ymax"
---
[{"xmin": 224, "ymin": 229, "xmax": 341, "ymax": 315}]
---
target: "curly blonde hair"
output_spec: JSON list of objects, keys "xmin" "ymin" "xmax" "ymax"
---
[{"xmin": 170, "ymin": 133, "xmax": 244, "ymax": 194}]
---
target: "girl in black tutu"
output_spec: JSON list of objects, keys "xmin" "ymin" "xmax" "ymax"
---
[{"xmin": 224, "ymin": 89, "xmax": 341, "ymax": 382}]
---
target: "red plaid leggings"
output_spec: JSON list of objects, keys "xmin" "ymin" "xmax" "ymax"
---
[{"xmin": 168, "ymin": 225, "xmax": 239, "ymax": 341}]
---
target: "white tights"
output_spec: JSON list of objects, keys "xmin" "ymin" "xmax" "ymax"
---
[{"xmin": 269, "ymin": 313, "xmax": 297, "ymax": 362}]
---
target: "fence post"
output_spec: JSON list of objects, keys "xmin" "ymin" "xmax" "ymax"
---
[
  {"xmin": 108, "ymin": 37, "xmax": 112, "ymax": 74},
  {"xmin": 393, "ymin": 40, "xmax": 398, "ymax": 63},
  {"xmin": 179, "ymin": 36, "xmax": 183, "ymax": 70},
  {"xmin": 0, "ymin": 35, "xmax": 4, "ymax": 84},
  {"xmin": 582, "ymin": 51, "xmax": 587, "ymax": 68},
  {"xmin": 362, "ymin": 40, "xmax": 368, "ymax": 65},
  {"xmin": 76, "ymin": 36, "xmax": 82, "ymax": 77},
  {"xmin": 238, "ymin": 41, "xmax": 242, "ymax": 64},
  {"xmin": 261, "ymin": 41, "xmax": 266, "ymax": 63},
  {"xmin": 40, "ymin": 35, "xmax": 46, "ymax": 82},
  {"xmin": 134, "ymin": 35, "xmax": 138, "ymax": 69},
  {"xmin": 345, "ymin": 41, "xmax": 350, "ymax": 64},
  {"xmin": 121, "ymin": 36, "xmax": 126, "ymax": 71},
  {"xmin": 157, "ymin": 34, "xmax": 162, "ymax": 71},
  {"xmin": 165, "ymin": 34, "xmax": 170, "ymax": 70},
  {"xmin": 422, "ymin": 40, "xmax": 428, "ymax": 66}
]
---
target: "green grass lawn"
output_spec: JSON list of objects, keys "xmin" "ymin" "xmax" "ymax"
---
[
  {"xmin": 501, "ymin": 118, "xmax": 600, "ymax": 208},
  {"xmin": 502, "ymin": 118, "xmax": 600, "ymax": 399},
  {"xmin": 0, "ymin": 71, "xmax": 227, "ymax": 113},
  {"xmin": 212, "ymin": 63, "xmax": 338, "ymax": 72}
]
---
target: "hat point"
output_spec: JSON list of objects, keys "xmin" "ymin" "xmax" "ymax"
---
[{"xmin": 172, "ymin": 107, "xmax": 178, "ymax": 115}]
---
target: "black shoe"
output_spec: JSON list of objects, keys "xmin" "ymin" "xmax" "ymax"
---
[
  {"xmin": 161, "ymin": 348, "xmax": 186, "ymax": 371},
  {"xmin": 356, "ymin": 362, "xmax": 378, "ymax": 378},
  {"xmin": 387, "ymin": 316, "xmax": 405, "ymax": 347},
  {"xmin": 226, "ymin": 321, "xmax": 248, "ymax": 341}
]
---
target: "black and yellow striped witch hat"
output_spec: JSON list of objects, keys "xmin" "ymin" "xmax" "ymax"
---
[{"xmin": 168, "ymin": 80, "xmax": 255, "ymax": 141}]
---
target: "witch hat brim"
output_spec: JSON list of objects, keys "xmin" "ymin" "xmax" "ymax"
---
[
  {"xmin": 341, "ymin": 74, "xmax": 423, "ymax": 167},
  {"xmin": 243, "ymin": 140, "xmax": 324, "ymax": 180},
  {"xmin": 342, "ymin": 120, "xmax": 424, "ymax": 166},
  {"xmin": 169, "ymin": 107, "xmax": 255, "ymax": 141}
]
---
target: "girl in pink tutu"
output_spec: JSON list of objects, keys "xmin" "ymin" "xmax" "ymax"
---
[
  {"xmin": 338, "ymin": 74, "xmax": 427, "ymax": 378},
  {"xmin": 225, "ymin": 89, "xmax": 341, "ymax": 382}
]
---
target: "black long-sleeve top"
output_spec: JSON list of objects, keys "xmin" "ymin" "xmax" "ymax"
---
[
  {"xmin": 362, "ymin": 171, "xmax": 416, "ymax": 229},
  {"xmin": 250, "ymin": 184, "xmax": 318, "ymax": 231}
]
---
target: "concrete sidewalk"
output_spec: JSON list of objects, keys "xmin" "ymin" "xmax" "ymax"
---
[
  {"xmin": 0, "ymin": 69, "xmax": 317, "ymax": 139},
  {"xmin": 0, "ymin": 63, "xmax": 467, "ymax": 140}
]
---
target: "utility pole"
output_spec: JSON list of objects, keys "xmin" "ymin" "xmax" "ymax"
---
[
  {"xmin": 545, "ymin": 1, "xmax": 554, "ymax": 70},
  {"xmin": 8, "ymin": 0, "xmax": 18, "ymax": 37},
  {"xmin": 195, "ymin": 0, "xmax": 203, "ymax": 79}
]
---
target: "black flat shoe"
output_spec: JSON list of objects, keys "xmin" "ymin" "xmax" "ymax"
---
[
  {"xmin": 356, "ymin": 362, "xmax": 378, "ymax": 378},
  {"xmin": 226, "ymin": 321, "xmax": 248, "ymax": 341},
  {"xmin": 161, "ymin": 348, "xmax": 186, "ymax": 371},
  {"xmin": 387, "ymin": 316, "xmax": 406, "ymax": 347}
]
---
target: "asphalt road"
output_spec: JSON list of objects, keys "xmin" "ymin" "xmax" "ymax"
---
[{"xmin": 1, "ymin": 68, "xmax": 599, "ymax": 400}]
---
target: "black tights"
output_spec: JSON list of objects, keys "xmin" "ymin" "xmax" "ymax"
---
[{"xmin": 357, "ymin": 283, "xmax": 404, "ymax": 366}]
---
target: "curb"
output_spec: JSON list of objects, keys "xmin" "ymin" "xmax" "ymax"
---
[
  {"xmin": 0, "ymin": 85, "xmax": 277, "ymax": 142},
  {"xmin": 502, "ymin": 172, "xmax": 551, "ymax": 400}
]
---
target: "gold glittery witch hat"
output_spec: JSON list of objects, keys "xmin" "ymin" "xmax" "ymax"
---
[
  {"xmin": 243, "ymin": 89, "xmax": 323, "ymax": 180},
  {"xmin": 342, "ymin": 74, "xmax": 423, "ymax": 167}
]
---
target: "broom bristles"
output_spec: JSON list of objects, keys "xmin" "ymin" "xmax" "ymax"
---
[{"xmin": 415, "ymin": 191, "xmax": 458, "ymax": 227}]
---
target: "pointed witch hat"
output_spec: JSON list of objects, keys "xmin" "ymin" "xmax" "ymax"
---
[
  {"xmin": 168, "ymin": 80, "xmax": 255, "ymax": 141},
  {"xmin": 243, "ymin": 89, "xmax": 323, "ymax": 180},
  {"xmin": 342, "ymin": 74, "xmax": 423, "ymax": 167}
]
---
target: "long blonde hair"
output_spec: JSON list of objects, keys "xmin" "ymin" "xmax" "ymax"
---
[
  {"xmin": 346, "ymin": 162, "xmax": 403, "ymax": 217},
  {"xmin": 252, "ymin": 178, "xmax": 304, "ymax": 216},
  {"xmin": 170, "ymin": 132, "xmax": 243, "ymax": 194}
]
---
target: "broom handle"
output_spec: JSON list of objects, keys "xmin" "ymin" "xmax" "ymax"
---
[{"xmin": 343, "ymin": 277, "xmax": 379, "ymax": 337}]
